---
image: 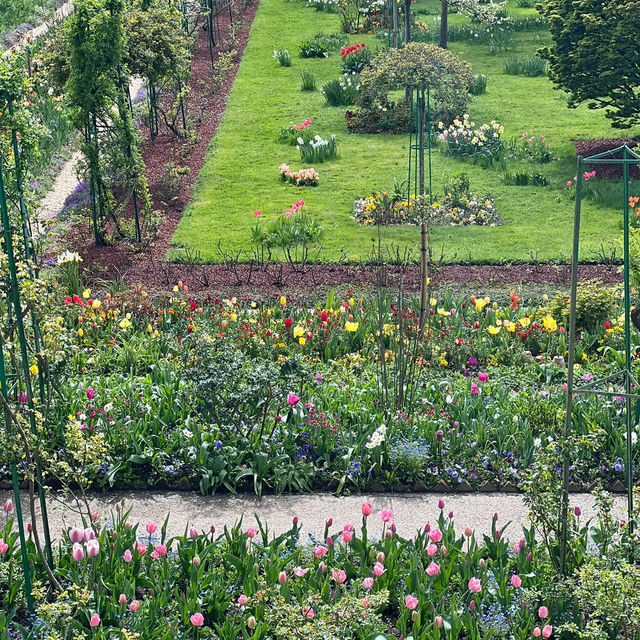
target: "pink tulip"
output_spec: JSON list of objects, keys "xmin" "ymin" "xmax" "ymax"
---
[
  {"xmin": 533, "ymin": 628, "xmax": 542, "ymax": 638},
  {"xmin": 373, "ymin": 562, "xmax": 386, "ymax": 577},
  {"xmin": 247, "ymin": 527, "xmax": 257, "ymax": 539},
  {"xmin": 278, "ymin": 571, "xmax": 287, "ymax": 585},
  {"xmin": 438, "ymin": 499, "xmax": 445, "ymax": 510},
  {"xmin": 332, "ymin": 569, "xmax": 347, "ymax": 583},
  {"xmin": 86, "ymin": 539, "xmax": 100, "ymax": 557},
  {"xmin": 377, "ymin": 552, "xmax": 385, "ymax": 563},
  {"xmin": 362, "ymin": 577, "xmax": 374, "ymax": 589},
  {"xmin": 405, "ymin": 595, "xmax": 419, "ymax": 610},
  {"xmin": 136, "ymin": 543, "xmax": 147, "ymax": 555},
  {"xmin": 464, "ymin": 526, "xmax": 472, "ymax": 537},
  {"xmin": 90, "ymin": 509, "xmax": 99, "ymax": 522},
  {"xmin": 362, "ymin": 502, "xmax": 372, "ymax": 516},
  {"xmin": 0, "ymin": 539, "xmax": 8, "ymax": 554},
  {"xmin": 83, "ymin": 528, "xmax": 95, "ymax": 542},
  {"xmin": 69, "ymin": 527, "xmax": 84, "ymax": 543},
  {"xmin": 313, "ymin": 545, "xmax": 328, "ymax": 558},
  {"xmin": 468, "ymin": 577, "xmax": 482, "ymax": 593},
  {"xmin": 119, "ymin": 594, "xmax": 126, "ymax": 605},
  {"xmin": 86, "ymin": 387, "xmax": 95, "ymax": 399},
  {"xmin": 341, "ymin": 530, "xmax": 353, "ymax": 543},
  {"xmin": 478, "ymin": 372, "xmax": 488, "ymax": 382},
  {"xmin": 123, "ymin": 549, "xmax": 133, "ymax": 563},
  {"xmin": 538, "ymin": 606, "xmax": 549, "ymax": 619},
  {"xmin": 146, "ymin": 521, "xmax": 158, "ymax": 535},
  {"xmin": 238, "ymin": 594, "xmax": 248, "ymax": 606},
  {"xmin": 154, "ymin": 543, "xmax": 167, "ymax": 557},
  {"xmin": 426, "ymin": 561, "xmax": 440, "ymax": 577},
  {"xmin": 288, "ymin": 393, "xmax": 300, "ymax": 405},
  {"xmin": 513, "ymin": 542, "xmax": 521, "ymax": 554},
  {"xmin": 252, "ymin": 210, "xmax": 261, "ymax": 217},
  {"xmin": 190, "ymin": 612, "xmax": 204, "ymax": 627},
  {"xmin": 293, "ymin": 566, "xmax": 309, "ymax": 577},
  {"xmin": 426, "ymin": 543, "xmax": 438, "ymax": 556},
  {"xmin": 542, "ymin": 625, "xmax": 553, "ymax": 638},
  {"xmin": 511, "ymin": 574, "xmax": 522, "ymax": 588},
  {"xmin": 429, "ymin": 528, "xmax": 443, "ymax": 543},
  {"xmin": 379, "ymin": 509, "xmax": 393, "ymax": 523},
  {"xmin": 319, "ymin": 561, "xmax": 327, "ymax": 573},
  {"xmin": 189, "ymin": 527, "xmax": 199, "ymax": 539},
  {"xmin": 130, "ymin": 600, "xmax": 139, "ymax": 612},
  {"xmin": 72, "ymin": 542, "xmax": 84, "ymax": 562},
  {"xmin": 303, "ymin": 606, "xmax": 314, "ymax": 619},
  {"xmin": 89, "ymin": 613, "xmax": 100, "ymax": 627}
]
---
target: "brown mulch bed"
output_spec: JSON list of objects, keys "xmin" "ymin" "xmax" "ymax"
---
[
  {"xmin": 59, "ymin": 7, "xmax": 624, "ymax": 295},
  {"xmin": 572, "ymin": 138, "xmax": 640, "ymax": 180}
]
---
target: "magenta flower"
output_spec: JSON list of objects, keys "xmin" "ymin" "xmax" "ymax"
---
[
  {"xmin": 146, "ymin": 521, "xmax": 158, "ymax": 535},
  {"xmin": 288, "ymin": 393, "xmax": 300, "ymax": 406},
  {"xmin": 478, "ymin": 372, "xmax": 488, "ymax": 382},
  {"xmin": 86, "ymin": 387, "xmax": 95, "ymax": 400},
  {"xmin": 471, "ymin": 384, "xmax": 478, "ymax": 395},
  {"xmin": 90, "ymin": 613, "xmax": 101, "ymax": 627},
  {"xmin": 379, "ymin": 509, "xmax": 393, "ymax": 523},
  {"xmin": 247, "ymin": 527, "xmax": 258, "ymax": 539},
  {"xmin": 362, "ymin": 502, "xmax": 372, "ymax": 516},
  {"xmin": 429, "ymin": 528, "xmax": 443, "ymax": 543},
  {"xmin": 252, "ymin": 210, "xmax": 261, "ymax": 217}
]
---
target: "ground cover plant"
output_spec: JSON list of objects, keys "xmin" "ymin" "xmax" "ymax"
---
[{"xmin": 172, "ymin": 0, "xmax": 640, "ymax": 264}]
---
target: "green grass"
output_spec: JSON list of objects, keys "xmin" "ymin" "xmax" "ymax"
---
[{"xmin": 172, "ymin": 0, "xmax": 640, "ymax": 264}]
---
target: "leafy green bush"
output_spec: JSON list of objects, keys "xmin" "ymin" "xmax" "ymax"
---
[
  {"xmin": 299, "ymin": 39, "xmax": 329, "ymax": 58},
  {"xmin": 548, "ymin": 282, "xmax": 618, "ymax": 332},
  {"xmin": 273, "ymin": 49, "xmax": 292, "ymax": 66}
]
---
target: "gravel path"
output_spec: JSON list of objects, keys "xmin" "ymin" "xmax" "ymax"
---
[{"xmin": 0, "ymin": 490, "xmax": 628, "ymax": 542}]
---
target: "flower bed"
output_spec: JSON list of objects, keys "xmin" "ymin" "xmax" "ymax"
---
[
  {"xmin": 279, "ymin": 164, "xmax": 319, "ymax": 186},
  {"xmin": 1, "ymin": 498, "xmax": 637, "ymax": 638}
]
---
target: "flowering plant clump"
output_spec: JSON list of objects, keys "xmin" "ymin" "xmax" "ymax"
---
[
  {"xmin": 1, "ymin": 499, "xmax": 636, "ymax": 639},
  {"xmin": 297, "ymin": 133, "xmax": 338, "ymax": 163},
  {"xmin": 279, "ymin": 163, "xmax": 320, "ymax": 186},
  {"xmin": 322, "ymin": 75, "xmax": 360, "ymax": 106},
  {"xmin": 278, "ymin": 119, "xmax": 314, "ymax": 145},
  {"xmin": 438, "ymin": 115, "xmax": 505, "ymax": 165},
  {"xmin": 340, "ymin": 42, "xmax": 371, "ymax": 74},
  {"xmin": 518, "ymin": 132, "xmax": 553, "ymax": 163}
]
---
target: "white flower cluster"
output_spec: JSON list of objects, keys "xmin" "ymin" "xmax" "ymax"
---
[
  {"xmin": 56, "ymin": 251, "xmax": 83, "ymax": 265},
  {"xmin": 365, "ymin": 424, "xmax": 387, "ymax": 449}
]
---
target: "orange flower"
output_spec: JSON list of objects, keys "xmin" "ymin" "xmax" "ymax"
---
[{"xmin": 629, "ymin": 196, "xmax": 639, "ymax": 208}]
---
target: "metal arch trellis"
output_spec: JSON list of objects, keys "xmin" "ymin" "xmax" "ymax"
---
[
  {"xmin": 0, "ymin": 87, "xmax": 54, "ymax": 612},
  {"xmin": 562, "ymin": 143, "xmax": 640, "ymax": 572}
]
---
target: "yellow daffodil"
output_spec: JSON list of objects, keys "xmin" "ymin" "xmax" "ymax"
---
[{"xmin": 119, "ymin": 318, "xmax": 132, "ymax": 330}]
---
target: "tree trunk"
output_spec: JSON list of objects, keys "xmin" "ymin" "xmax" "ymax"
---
[
  {"xmin": 439, "ymin": 0, "xmax": 448, "ymax": 49},
  {"xmin": 404, "ymin": 0, "xmax": 411, "ymax": 44}
]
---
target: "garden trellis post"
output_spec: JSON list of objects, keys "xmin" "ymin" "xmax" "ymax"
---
[
  {"xmin": 562, "ymin": 143, "xmax": 640, "ymax": 573},
  {"xmin": 407, "ymin": 83, "xmax": 434, "ymax": 332}
]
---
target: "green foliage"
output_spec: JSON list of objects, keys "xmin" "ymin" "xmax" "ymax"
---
[
  {"xmin": 548, "ymin": 282, "xmax": 618, "ymax": 333},
  {"xmin": 298, "ymin": 38, "xmax": 330, "ymax": 58},
  {"xmin": 297, "ymin": 134, "xmax": 338, "ymax": 162},
  {"xmin": 322, "ymin": 76, "xmax": 359, "ymax": 106},
  {"xmin": 300, "ymin": 69, "xmax": 317, "ymax": 91},
  {"xmin": 501, "ymin": 170, "xmax": 548, "ymax": 186},
  {"xmin": 358, "ymin": 42, "xmax": 474, "ymax": 125},
  {"xmin": 273, "ymin": 48, "xmax": 292, "ymax": 66},
  {"xmin": 504, "ymin": 55, "xmax": 547, "ymax": 77},
  {"xmin": 469, "ymin": 73, "xmax": 487, "ymax": 95},
  {"xmin": 539, "ymin": 0, "xmax": 640, "ymax": 128}
]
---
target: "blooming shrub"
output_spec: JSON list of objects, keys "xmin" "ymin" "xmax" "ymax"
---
[
  {"xmin": 279, "ymin": 163, "xmax": 319, "ymax": 186},
  {"xmin": 438, "ymin": 115, "xmax": 505, "ymax": 166},
  {"xmin": 297, "ymin": 134, "xmax": 338, "ymax": 163},
  {"xmin": 518, "ymin": 132, "xmax": 553, "ymax": 163},
  {"xmin": 358, "ymin": 43, "xmax": 474, "ymax": 126}
]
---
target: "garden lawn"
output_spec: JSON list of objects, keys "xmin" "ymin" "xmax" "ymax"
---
[{"xmin": 172, "ymin": 0, "xmax": 640, "ymax": 264}]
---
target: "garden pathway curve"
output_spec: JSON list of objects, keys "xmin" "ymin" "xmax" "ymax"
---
[{"xmin": 1, "ymin": 491, "xmax": 628, "ymax": 541}]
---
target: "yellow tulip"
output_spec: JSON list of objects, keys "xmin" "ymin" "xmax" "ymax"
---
[
  {"xmin": 542, "ymin": 315, "xmax": 557, "ymax": 332},
  {"xmin": 29, "ymin": 364, "xmax": 39, "ymax": 376},
  {"xmin": 293, "ymin": 325, "xmax": 304, "ymax": 337},
  {"xmin": 299, "ymin": 337, "xmax": 306, "ymax": 346},
  {"xmin": 487, "ymin": 325, "xmax": 501, "ymax": 335},
  {"xmin": 345, "ymin": 321, "xmax": 359, "ymax": 332}
]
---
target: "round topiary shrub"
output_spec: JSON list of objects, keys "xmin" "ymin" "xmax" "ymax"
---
[{"xmin": 357, "ymin": 42, "xmax": 474, "ymax": 128}]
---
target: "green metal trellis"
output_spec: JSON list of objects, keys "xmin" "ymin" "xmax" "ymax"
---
[{"xmin": 562, "ymin": 143, "xmax": 640, "ymax": 572}]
